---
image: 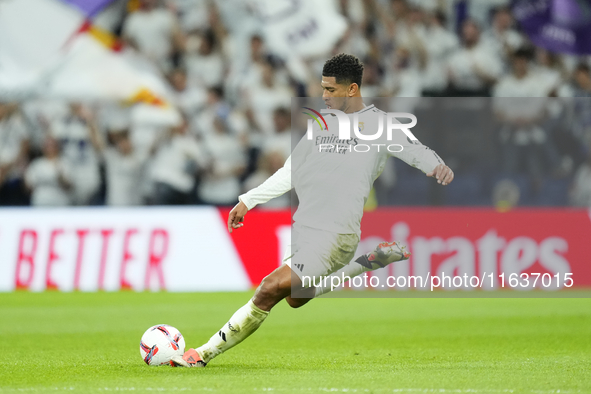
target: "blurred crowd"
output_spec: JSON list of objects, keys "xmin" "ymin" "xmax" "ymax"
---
[{"xmin": 1, "ymin": 0, "xmax": 591, "ymax": 208}]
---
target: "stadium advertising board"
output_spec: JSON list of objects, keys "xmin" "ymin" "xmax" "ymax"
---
[{"xmin": 0, "ymin": 207, "xmax": 589, "ymax": 292}]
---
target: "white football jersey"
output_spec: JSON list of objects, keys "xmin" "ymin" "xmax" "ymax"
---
[{"xmin": 240, "ymin": 104, "xmax": 444, "ymax": 236}]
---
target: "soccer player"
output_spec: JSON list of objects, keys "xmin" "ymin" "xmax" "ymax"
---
[{"xmin": 172, "ymin": 53, "xmax": 454, "ymax": 367}]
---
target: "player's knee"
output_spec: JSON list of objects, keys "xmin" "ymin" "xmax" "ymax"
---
[{"xmin": 257, "ymin": 275, "xmax": 287, "ymax": 302}]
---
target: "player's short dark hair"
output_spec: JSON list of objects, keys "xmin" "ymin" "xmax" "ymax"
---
[{"xmin": 322, "ymin": 53, "xmax": 364, "ymax": 87}]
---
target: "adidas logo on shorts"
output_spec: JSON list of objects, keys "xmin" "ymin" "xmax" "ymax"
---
[{"xmin": 293, "ymin": 263, "xmax": 304, "ymax": 272}]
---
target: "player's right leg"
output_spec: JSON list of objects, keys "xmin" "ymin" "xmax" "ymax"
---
[
  {"xmin": 171, "ymin": 264, "xmax": 296, "ymax": 367},
  {"xmin": 312, "ymin": 241, "xmax": 411, "ymax": 297}
]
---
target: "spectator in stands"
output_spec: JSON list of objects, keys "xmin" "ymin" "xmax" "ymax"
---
[
  {"xmin": 19, "ymin": 100, "xmax": 68, "ymax": 155},
  {"xmin": 2, "ymin": 0, "xmax": 585, "ymax": 209},
  {"xmin": 262, "ymin": 108, "xmax": 292, "ymax": 163},
  {"xmin": 50, "ymin": 103, "xmax": 101, "ymax": 205},
  {"xmin": 384, "ymin": 46, "xmax": 422, "ymax": 99},
  {"xmin": 359, "ymin": 57, "xmax": 382, "ymax": 97},
  {"xmin": 245, "ymin": 61, "xmax": 292, "ymax": 135},
  {"xmin": 192, "ymin": 86, "xmax": 232, "ymax": 138},
  {"xmin": 150, "ymin": 120, "xmax": 208, "ymax": 205},
  {"xmin": 572, "ymin": 63, "xmax": 591, "ymax": 97},
  {"xmin": 0, "ymin": 103, "xmax": 30, "ymax": 206},
  {"xmin": 184, "ymin": 29, "xmax": 225, "ymax": 88},
  {"xmin": 25, "ymin": 137, "xmax": 71, "ymax": 207},
  {"xmin": 390, "ymin": 0, "xmax": 411, "ymax": 33},
  {"xmin": 226, "ymin": 34, "xmax": 268, "ymax": 102},
  {"xmin": 122, "ymin": 0, "xmax": 185, "ymax": 72},
  {"xmin": 419, "ymin": 11, "xmax": 459, "ymax": 96},
  {"xmin": 198, "ymin": 116, "xmax": 246, "ymax": 206},
  {"xmin": 393, "ymin": 5, "xmax": 428, "ymax": 71},
  {"xmin": 169, "ymin": 67, "xmax": 206, "ymax": 118},
  {"xmin": 481, "ymin": 7, "xmax": 524, "ymax": 63},
  {"xmin": 493, "ymin": 48, "xmax": 547, "ymax": 97},
  {"xmin": 447, "ymin": 20, "xmax": 502, "ymax": 96},
  {"xmin": 533, "ymin": 48, "xmax": 568, "ymax": 96},
  {"xmin": 493, "ymin": 49, "xmax": 559, "ymax": 184},
  {"xmin": 88, "ymin": 118, "xmax": 150, "ymax": 206}
]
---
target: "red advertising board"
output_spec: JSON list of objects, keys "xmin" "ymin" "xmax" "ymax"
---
[
  {"xmin": 230, "ymin": 208, "xmax": 591, "ymax": 290},
  {"xmin": 1, "ymin": 207, "xmax": 589, "ymax": 292}
]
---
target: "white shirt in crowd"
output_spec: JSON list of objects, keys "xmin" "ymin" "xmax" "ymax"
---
[
  {"xmin": 493, "ymin": 72, "xmax": 549, "ymax": 145},
  {"xmin": 185, "ymin": 52, "xmax": 225, "ymax": 88},
  {"xmin": 198, "ymin": 132, "xmax": 246, "ymax": 204},
  {"xmin": 51, "ymin": 117, "xmax": 100, "ymax": 205},
  {"xmin": 447, "ymin": 43, "xmax": 503, "ymax": 91},
  {"xmin": 419, "ymin": 25, "xmax": 459, "ymax": 92},
  {"xmin": 25, "ymin": 158, "xmax": 71, "ymax": 206},
  {"xmin": 262, "ymin": 131, "xmax": 292, "ymax": 160},
  {"xmin": 531, "ymin": 65, "xmax": 563, "ymax": 95},
  {"xmin": 103, "ymin": 148, "xmax": 147, "ymax": 206},
  {"xmin": 240, "ymin": 105, "xmax": 443, "ymax": 236},
  {"xmin": 171, "ymin": 85, "xmax": 207, "ymax": 118},
  {"xmin": 493, "ymin": 71, "xmax": 550, "ymax": 98},
  {"xmin": 123, "ymin": 8, "xmax": 177, "ymax": 70},
  {"xmin": 151, "ymin": 134, "xmax": 206, "ymax": 193},
  {"xmin": 384, "ymin": 67, "xmax": 423, "ymax": 99},
  {"xmin": 248, "ymin": 84, "xmax": 292, "ymax": 134}
]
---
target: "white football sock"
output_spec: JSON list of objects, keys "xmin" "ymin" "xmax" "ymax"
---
[{"xmin": 196, "ymin": 299, "xmax": 269, "ymax": 363}]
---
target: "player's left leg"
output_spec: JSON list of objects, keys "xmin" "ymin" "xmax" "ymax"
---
[{"xmin": 171, "ymin": 264, "xmax": 297, "ymax": 367}]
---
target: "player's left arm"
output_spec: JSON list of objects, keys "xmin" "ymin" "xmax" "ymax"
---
[
  {"xmin": 390, "ymin": 137, "xmax": 454, "ymax": 186},
  {"xmin": 426, "ymin": 163, "xmax": 454, "ymax": 186}
]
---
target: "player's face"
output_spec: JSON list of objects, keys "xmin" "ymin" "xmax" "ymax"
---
[{"xmin": 321, "ymin": 76, "xmax": 352, "ymax": 111}]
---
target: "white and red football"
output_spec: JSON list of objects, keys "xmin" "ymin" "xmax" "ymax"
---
[{"xmin": 139, "ymin": 324, "xmax": 185, "ymax": 366}]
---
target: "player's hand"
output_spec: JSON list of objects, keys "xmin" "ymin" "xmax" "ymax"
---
[
  {"xmin": 426, "ymin": 164, "xmax": 454, "ymax": 186},
  {"xmin": 228, "ymin": 200, "xmax": 249, "ymax": 233}
]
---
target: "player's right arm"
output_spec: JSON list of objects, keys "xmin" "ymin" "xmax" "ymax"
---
[{"xmin": 227, "ymin": 156, "xmax": 292, "ymax": 233}]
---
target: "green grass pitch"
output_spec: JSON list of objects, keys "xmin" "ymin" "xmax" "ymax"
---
[{"xmin": 1, "ymin": 291, "xmax": 590, "ymax": 393}]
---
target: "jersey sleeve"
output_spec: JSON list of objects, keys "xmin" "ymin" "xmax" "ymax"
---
[
  {"xmin": 389, "ymin": 134, "xmax": 444, "ymax": 174},
  {"xmin": 238, "ymin": 155, "xmax": 292, "ymax": 210}
]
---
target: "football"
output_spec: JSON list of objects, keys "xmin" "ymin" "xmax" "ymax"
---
[{"xmin": 139, "ymin": 325, "xmax": 185, "ymax": 366}]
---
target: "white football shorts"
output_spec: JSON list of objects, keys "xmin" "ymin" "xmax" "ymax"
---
[{"xmin": 283, "ymin": 223, "xmax": 359, "ymax": 283}]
